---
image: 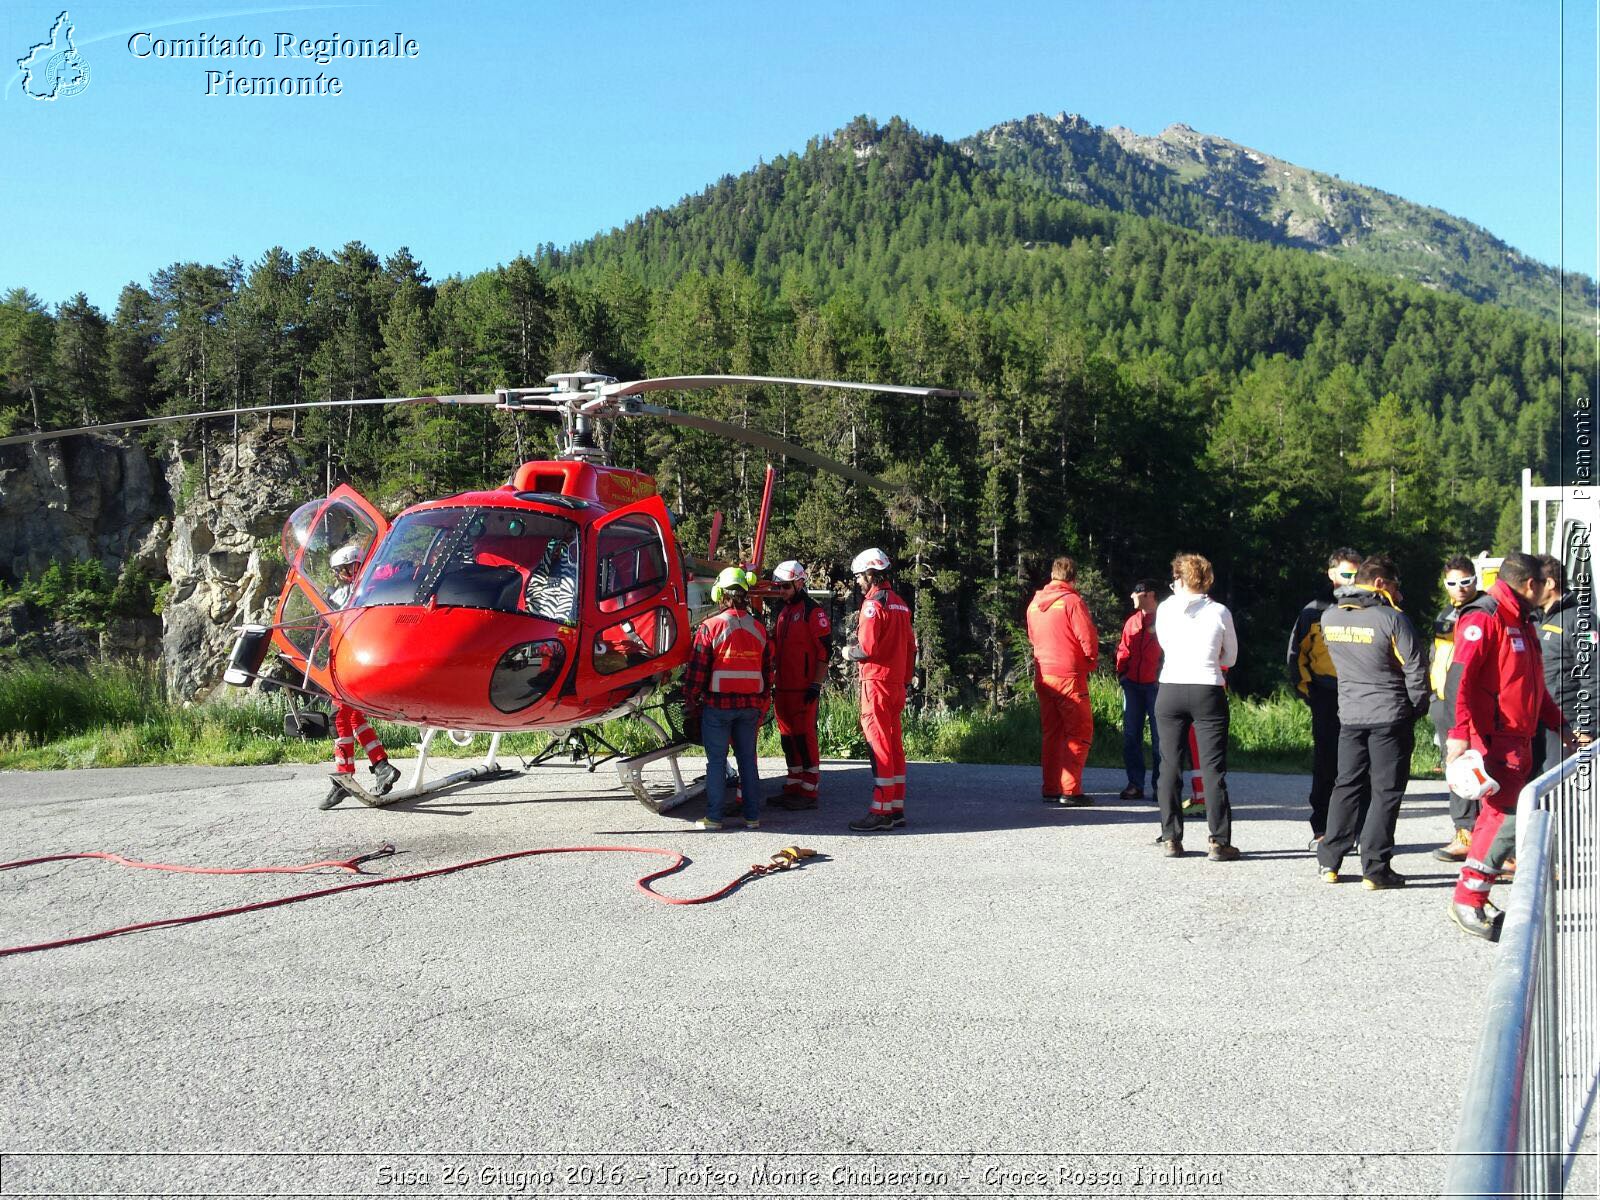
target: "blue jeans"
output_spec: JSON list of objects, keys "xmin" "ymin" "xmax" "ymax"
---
[
  {"xmin": 703, "ymin": 706, "xmax": 762, "ymax": 822},
  {"xmin": 1121, "ymin": 680, "xmax": 1161, "ymax": 789}
]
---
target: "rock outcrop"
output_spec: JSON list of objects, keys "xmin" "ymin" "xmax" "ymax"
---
[
  {"xmin": 0, "ymin": 437, "xmax": 166, "ymax": 582},
  {"xmin": 160, "ymin": 436, "xmax": 303, "ymax": 702}
]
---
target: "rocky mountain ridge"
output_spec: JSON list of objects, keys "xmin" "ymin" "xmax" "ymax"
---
[{"xmin": 958, "ymin": 112, "xmax": 1594, "ymax": 325}]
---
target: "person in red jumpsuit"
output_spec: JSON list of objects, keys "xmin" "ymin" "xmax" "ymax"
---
[
  {"xmin": 321, "ymin": 542, "xmax": 401, "ymax": 809},
  {"xmin": 1027, "ymin": 555, "xmax": 1100, "ymax": 805},
  {"xmin": 769, "ymin": 560, "xmax": 832, "ymax": 812},
  {"xmin": 842, "ymin": 547, "xmax": 916, "ymax": 832},
  {"xmin": 1447, "ymin": 552, "xmax": 1584, "ymax": 938}
]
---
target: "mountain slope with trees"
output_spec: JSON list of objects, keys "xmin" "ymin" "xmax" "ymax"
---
[
  {"xmin": 957, "ymin": 112, "xmax": 1595, "ymax": 327},
  {"xmin": 0, "ymin": 116, "xmax": 1587, "ymax": 699}
]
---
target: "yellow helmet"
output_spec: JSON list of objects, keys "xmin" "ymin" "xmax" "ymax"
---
[{"xmin": 712, "ymin": 566, "xmax": 756, "ymax": 603}]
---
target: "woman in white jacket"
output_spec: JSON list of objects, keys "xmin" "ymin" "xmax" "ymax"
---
[{"xmin": 1153, "ymin": 553, "xmax": 1239, "ymax": 859}]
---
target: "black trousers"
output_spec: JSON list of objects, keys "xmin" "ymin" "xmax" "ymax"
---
[
  {"xmin": 1307, "ymin": 686, "xmax": 1340, "ymax": 836},
  {"xmin": 1431, "ymin": 697, "xmax": 1478, "ymax": 831},
  {"xmin": 1155, "ymin": 683, "xmax": 1231, "ymax": 845},
  {"xmin": 1319, "ymin": 721, "xmax": 1413, "ymax": 876}
]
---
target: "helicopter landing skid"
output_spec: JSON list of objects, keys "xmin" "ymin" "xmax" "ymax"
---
[{"xmin": 617, "ymin": 742, "xmax": 706, "ymax": 814}]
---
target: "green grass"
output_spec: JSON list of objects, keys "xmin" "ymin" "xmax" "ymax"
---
[{"xmin": 0, "ymin": 660, "xmax": 1442, "ymax": 776}]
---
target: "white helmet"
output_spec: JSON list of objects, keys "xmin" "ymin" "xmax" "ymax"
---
[
  {"xmin": 330, "ymin": 543, "xmax": 364, "ymax": 570},
  {"xmin": 850, "ymin": 547, "xmax": 891, "ymax": 574},
  {"xmin": 1446, "ymin": 749, "xmax": 1502, "ymax": 803},
  {"xmin": 773, "ymin": 560, "xmax": 807, "ymax": 584}
]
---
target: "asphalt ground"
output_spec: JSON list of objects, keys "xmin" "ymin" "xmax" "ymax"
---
[{"xmin": 0, "ymin": 754, "xmax": 1563, "ymax": 1198}]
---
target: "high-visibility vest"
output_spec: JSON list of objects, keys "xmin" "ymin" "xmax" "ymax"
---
[{"xmin": 706, "ymin": 609, "xmax": 768, "ymax": 695}]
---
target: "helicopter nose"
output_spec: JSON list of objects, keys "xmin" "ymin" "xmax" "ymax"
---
[{"xmin": 330, "ymin": 607, "xmax": 507, "ymax": 724}]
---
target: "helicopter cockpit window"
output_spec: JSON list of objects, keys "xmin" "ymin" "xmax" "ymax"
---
[
  {"xmin": 283, "ymin": 497, "xmax": 381, "ymax": 606},
  {"xmin": 351, "ymin": 507, "xmax": 580, "ymax": 622},
  {"xmin": 595, "ymin": 516, "xmax": 670, "ymax": 614}
]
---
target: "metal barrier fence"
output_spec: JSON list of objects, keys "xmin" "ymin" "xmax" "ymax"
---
[{"xmin": 1444, "ymin": 746, "xmax": 1599, "ymax": 1198}]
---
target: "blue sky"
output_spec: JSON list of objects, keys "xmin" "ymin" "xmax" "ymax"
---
[{"xmin": 1, "ymin": 0, "xmax": 1595, "ymax": 312}]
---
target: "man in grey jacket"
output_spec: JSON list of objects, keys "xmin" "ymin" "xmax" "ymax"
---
[{"xmin": 1316, "ymin": 554, "xmax": 1430, "ymax": 890}]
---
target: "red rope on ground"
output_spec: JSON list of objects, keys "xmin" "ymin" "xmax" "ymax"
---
[{"xmin": 0, "ymin": 844, "xmax": 768, "ymax": 958}]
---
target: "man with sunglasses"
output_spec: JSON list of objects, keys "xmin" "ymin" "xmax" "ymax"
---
[
  {"xmin": 1447, "ymin": 553, "xmax": 1585, "ymax": 938},
  {"xmin": 1428, "ymin": 556, "xmax": 1481, "ymax": 862},
  {"xmin": 1287, "ymin": 547, "xmax": 1364, "ymax": 850}
]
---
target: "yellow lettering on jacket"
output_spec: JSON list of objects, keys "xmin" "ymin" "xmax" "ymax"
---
[{"xmin": 1322, "ymin": 625, "xmax": 1375, "ymax": 644}]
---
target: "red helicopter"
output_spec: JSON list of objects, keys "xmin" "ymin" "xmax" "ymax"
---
[{"xmin": 1, "ymin": 373, "xmax": 966, "ymax": 809}]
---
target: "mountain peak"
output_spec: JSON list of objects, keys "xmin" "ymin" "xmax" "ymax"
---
[{"xmin": 960, "ymin": 111, "xmax": 1593, "ymax": 324}]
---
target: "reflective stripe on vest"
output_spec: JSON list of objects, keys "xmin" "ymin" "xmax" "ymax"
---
[{"xmin": 708, "ymin": 611, "xmax": 768, "ymax": 695}]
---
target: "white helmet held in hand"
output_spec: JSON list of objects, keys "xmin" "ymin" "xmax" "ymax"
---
[
  {"xmin": 773, "ymin": 560, "xmax": 807, "ymax": 584},
  {"xmin": 850, "ymin": 547, "xmax": 891, "ymax": 575},
  {"xmin": 1446, "ymin": 749, "xmax": 1502, "ymax": 802}
]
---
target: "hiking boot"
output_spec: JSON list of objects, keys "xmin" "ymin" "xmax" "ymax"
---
[
  {"xmin": 1059, "ymin": 793, "xmax": 1094, "ymax": 807},
  {"xmin": 889, "ymin": 810, "xmax": 907, "ymax": 828},
  {"xmin": 1118, "ymin": 784, "xmax": 1144, "ymax": 801},
  {"xmin": 320, "ymin": 779, "xmax": 348, "ymax": 810},
  {"xmin": 1362, "ymin": 866, "xmax": 1407, "ymax": 891},
  {"xmin": 1450, "ymin": 901, "xmax": 1498, "ymax": 941},
  {"xmin": 1433, "ymin": 828, "xmax": 1472, "ymax": 863},
  {"xmin": 694, "ymin": 817, "xmax": 725, "ymax": 831},
  {"xmin": 1207, "ymin": 840, "xmax": 1241, "ymax": 862},
  {"xmin": 849, "ymin": 811, "xmax": 897, "ymax": 832},
  {"xmin": 776, "ymin": 794, "xmax": 818, "ymax": 811},
  {"xmin": 1160, "ymin": 838, "xmax": 1183, "ymax": 858},
  {"xmin": 370, "ymin": 759, "xmax": 401, "ymax": 796}
]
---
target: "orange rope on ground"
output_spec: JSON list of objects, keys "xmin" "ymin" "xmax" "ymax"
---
[{"xmin": 0, "ymin": 842, "xmax": 806, "ymax": 958}]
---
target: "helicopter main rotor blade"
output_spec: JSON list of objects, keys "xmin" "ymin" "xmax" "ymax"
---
[
  {"xmin": 633, "ymin": 403, "xmax": 902, "ymax": 493},
  {"xmin": 592, "ymin": 374, "xmax": 974, "ymax": 412},
  {"xmin": 0, "ymin": 393, "xmax": 504, "ymax": 448}
]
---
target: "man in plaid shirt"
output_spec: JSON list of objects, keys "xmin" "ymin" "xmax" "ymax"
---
[{"xmin": 685, "ymin": 567, "xmax": 776, "ymax": 829}]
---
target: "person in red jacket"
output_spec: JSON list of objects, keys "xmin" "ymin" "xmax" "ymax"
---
[
  {"xmin": 1447, "ymin": 553, "xmax": 1584, "ymax": 938},
  {"xmin": 1027, "ymin": 555, "xmax": 1100, "ymax": 806},
  {"xmin": 842, "ymin": 547, "xmax": 916, "ymax": 832},
  {"xmin": 684, "ymin": 567, "xmax": 776, "ymax": 831},
  {"xmin": 769, "ymin": 559, "xmax": 832, "ymax": 811},
  {"xmin": 1115, "ymin": 579, "xmax": 1162, "ymax": 800}
]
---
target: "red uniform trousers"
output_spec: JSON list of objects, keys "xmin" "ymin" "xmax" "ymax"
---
[
  {"xmin": 774, "ymin": 690, "xmax": 821, "ymax": 797},
  {"xmin": 860, "ymin": 679, "xmax": 907, "ymax": 814},
  {"xmin": 1036, "ymin": 671, "xmax": 1093, "ymax": 797},
  {"xmin": 333, "ymin": 704, "xmax": 387, "ymax": 775},
  {"xmin": 1452, "ymin": 735, "xmax": 1531, "ymax": 907}
]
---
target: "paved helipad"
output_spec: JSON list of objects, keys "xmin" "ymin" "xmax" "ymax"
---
[{"xmin": 0, "ymin": 756, "xmax": 1525, "ymax": 1197}]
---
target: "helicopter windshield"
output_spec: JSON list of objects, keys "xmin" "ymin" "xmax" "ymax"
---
[{"xmin": 351, "ymin": 507, "xmax": 580, "ymax": 622}]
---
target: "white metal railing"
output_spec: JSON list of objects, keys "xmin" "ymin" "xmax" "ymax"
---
[{"xmin": 1445, "ymin": 745, "xmax": 1599, "ymax": 1198}]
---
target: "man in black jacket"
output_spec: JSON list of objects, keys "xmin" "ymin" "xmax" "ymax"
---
[
  {"xmin": 1533, "ymin": 555, "xmax": 1594, "ymax": 772},
  {"xmin": 1286, "ymin": 547, "xmax": 1364, "ymax": 850},
  {"xmin": 1317, "ymin": 554, "xmax": 1430, "ymax": 890}
]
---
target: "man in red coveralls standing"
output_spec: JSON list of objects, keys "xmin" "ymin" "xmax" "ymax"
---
[
  {"xmin": 842, "ymin": 547, "xmax": 916, "ymax": 832},
  {"xmin": 1447, "ymin": 552, "xmax": 1585, "ymax": 939},
  {"xmin": 1026, "ymin": 555, "xmax": 1100, "ymax": 807},
  {"xmin": 770, "ymin": 559, "xmax": 832, "ymax": 811}
]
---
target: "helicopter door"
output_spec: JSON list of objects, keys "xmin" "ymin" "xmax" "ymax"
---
[
  {"xmin": 577, "ymin": 496, "xmax": 690, "ymax": 695},
  {"xmin": 270, "ymin": 484, "xmax": 389, "ymax": 694}
]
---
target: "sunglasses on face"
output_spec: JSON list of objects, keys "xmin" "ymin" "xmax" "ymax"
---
[
  {"xmin": 1336, "ymin": 571, "xmax": 1356, "ymax": 580},
  {"xmin": 1445, "ymin": 578, "xmax": 1476, "ymax": 589}
]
